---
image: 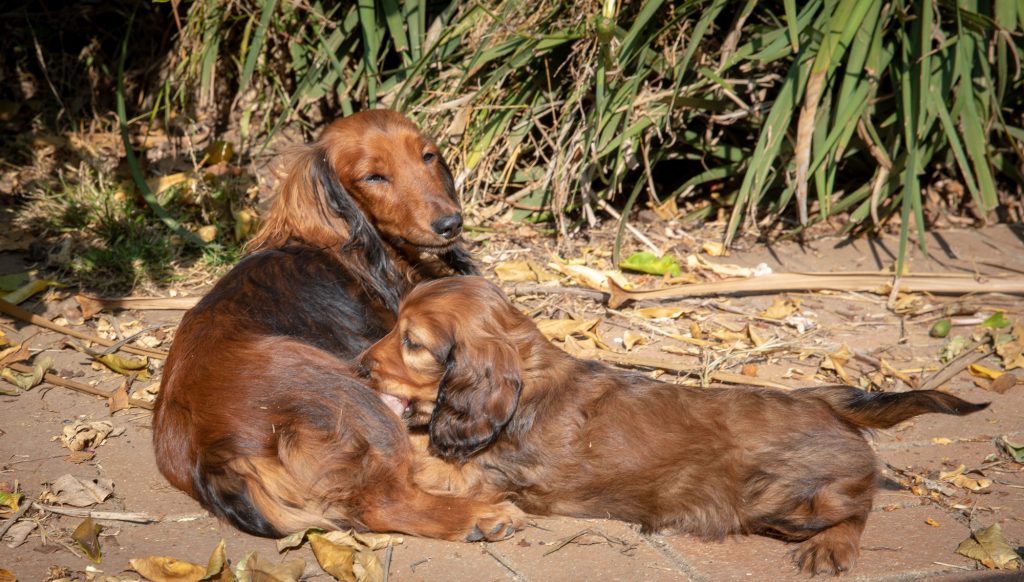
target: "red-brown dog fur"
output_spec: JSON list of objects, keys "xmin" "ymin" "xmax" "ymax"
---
[
  {"xmin": 360, "ymin": 276, "xmax": 988, "ymax": 575},
  {"xmin": 153, "ymin": 111, "xmax": 522, "ymax": 540}
]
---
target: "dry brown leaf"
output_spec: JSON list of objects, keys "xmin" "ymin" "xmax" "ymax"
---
[
  {"xmin": 0, "ymin": 342, "xmax": 30, "ymax": 369},
  {"xmin": 820, "ymin": 345, "xmax": 853, "ymax": 384},
  {"xmin": 939, "ymin": 465, "xmax": 992, "ymax": 491},
  {"xmin": 702, "ymin": 241, "xmax": 728, "ymax": 256},
  {"xmin": 40, "ymin": 474, "xmax": 114, "ymax": 507},
  {"xmin": 621, "ymin": 331, "xmax": 646, "ymax": 351},
  {"xmin": 235, "ymin": 551, "xmax": 306, "ymax": 582},
  {"xmin": 108, "ymin": 382, "xmax": 130, "ymax": 414},
  {"xmin": 494, "ymin": 261, "xmax": 536, "ymax": 283},
  {"xmin": 130, "ymin": 556, "xmax": 206, "ymax": 582},
  {"xmin": 760, "ymin": 296, "xmax": 800, "ymax": 319},
  {"xmin": 1, "ymin": 355, "xmax": 51, "ymax": 391},
  {"xmin": 988, "ymin": 374, "xmax": 1018, "ymax": 394},
  {"xmin": 956, "ymin": 524, "xmax": 1022, "ymax": 570},
  {"xmin": 61, "ymin": 420, "xmax": 123, "ymax": 452},
  {"xmin": 684, "ymin": 254, "xmax": 756, "ymax": 278},
  {"xmin": 547, "ymin": 261, "xmax": 630, "ymax": 291},
  {"xmin": 4, "ymin": 520, "xmax": 36, "ymax": 549},
  {"xmin": 311, "ymin": 530, "xmax": 396, "ymax": 582},
  {"xmin": 634, "ymin": 306, "xmax": 686, "ymax": 319},
  {"xmin": 925, "ymin": 517, "xmax": 941, "ymax": 527},
  {"xmin": 746, "ymin": 324, "xmax": 765, "ymax": 347},
  {"xmin": 536, "ymin": 319, "xmax": 599, "ymax": 342},
  {"xmin": 995, "ymin": 324, "xmax": 1024, "ymax": 370}
]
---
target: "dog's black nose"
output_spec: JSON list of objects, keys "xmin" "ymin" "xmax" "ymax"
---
[{"xmin": 431, "ymin": 213, "xmax": 463, "ymax": 240}]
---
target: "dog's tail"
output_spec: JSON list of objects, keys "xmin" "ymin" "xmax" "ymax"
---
[{"xmin": 796, "ymin": 385, "xmax": 988, "ymax": 429}]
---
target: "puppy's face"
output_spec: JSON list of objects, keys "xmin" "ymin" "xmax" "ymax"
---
[{"xmin": 361, "ymin": 309, "xmax": 450, "ymax": 426}]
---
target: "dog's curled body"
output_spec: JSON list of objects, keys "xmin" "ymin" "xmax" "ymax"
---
[{"xmin": 153, "ymin": 112, "xmax": 523, "ymax": 540}]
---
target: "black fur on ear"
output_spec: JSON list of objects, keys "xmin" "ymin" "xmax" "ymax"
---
[
  {"xmin": 311, "ymin": 152, "xmax": 402, "ymax": 312},
  {"xmin": 428, "ymin": 340, "xmax": 522, "ymax": 462}
]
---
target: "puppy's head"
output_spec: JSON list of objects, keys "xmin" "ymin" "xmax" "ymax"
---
[{"xmin": 361, "ymin": 276, "xmax": 529, "ymax": 460}]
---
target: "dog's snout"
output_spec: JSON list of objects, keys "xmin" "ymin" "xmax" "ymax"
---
[{"xmin": 431, "ymin": 213, "xmax": 463, "ymax": 240}]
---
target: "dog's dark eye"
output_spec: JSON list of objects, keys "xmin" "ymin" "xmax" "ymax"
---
[
  {"xmin": 422, "ymin": 152, "xmax": 436, "ymax": 164},
  {"xmin": 402, "ymin": 336, "xmax": 421, "ymax": 350},
  {"xmin": 364, "ymin": 174, "xmax": 387, "ymax": 184}
]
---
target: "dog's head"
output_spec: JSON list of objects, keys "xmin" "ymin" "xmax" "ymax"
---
[
  {"xmin": 248, "ymin": 111, "xmax": 475, "ymax": 297},
  {"xmin": 360, "ymin": 276, "xmax": 535, "ymax": 461}
]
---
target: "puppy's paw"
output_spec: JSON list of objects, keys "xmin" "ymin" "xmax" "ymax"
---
[
  {"xmin": 793, "ymin": 532, "xmax": 859, "ymax": 576},
  {"xmin": 465, "ymin": 502, "xmax": 525, "ymax": 542}
]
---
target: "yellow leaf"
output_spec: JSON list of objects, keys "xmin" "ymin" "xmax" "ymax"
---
[
  {"xmin": 702, "ymin": 241, "xmax": 728, "ymax": 256},
  {"xmin": 235, "ymin": 552, "xmax": 306, "ymax": 582},
  {"xmin": 145, "ymin": 172, "xmax": 190, "ymax": 195},
  {"xmin": 940, "ymin": 465, "xmax": 992, "ymax": 491},
  {"xmin": 202, "ymin": 539, "xmax": 234, "ymax": 582},
  {"xmin": 95, "ymin": 353, "xmax": 149, "ymax": 376},
  {"xmin": 956, "ymin": 524, "xmax": 1023, "ymax": 570},
  {"xmin": 622, "ymin": 331, "xmax": 646, "ymax": 351},
  {"xmin": 760, "ymin": 297, "xmax": 800, "ymax": 319},
  {"xmin": 536, "ymin": 319, "xmax": 599, "ymax": 342},
  {"xmin": 932, "ymin": 437, "xmax": 954, "ymax": 445},
  {"xmin": 925, "ymin": 518, "xmax": 941, "ymax": 527},
  {"xmin": 547, "ymin": 260, "xmax": 630, "ymax": 291},
  {"xmin": 969, "ymin": 364, "xmax": 1003, "ymax": 381},
  {"xmin": 634, "ymin": 306, "xmax": 685, "ymax": 319},
  {"xmin": 72, "ymin": 517, "xmax": 102, "ymax": 563},
  {"xmin": 131, "ymin": 556, "xmax": 206, "ymax": 582},
  {"xmin": 310, "ymin": 530, "xmax": 396, "ymax": 582},
  {"xmin": 1, "ymin": 279, "xmax": 62, "ymax": 305},
  {"xmin": 494, "ymin": 261, "xmax": 536, "ymax": 283}
]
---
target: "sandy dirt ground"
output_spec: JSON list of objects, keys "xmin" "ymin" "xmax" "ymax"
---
[{"xmin": 1, "ymin": 223, "xmax": 1023, "ymax": 581}]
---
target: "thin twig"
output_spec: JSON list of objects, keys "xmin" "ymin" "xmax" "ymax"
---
[
  {"xmin": 507, "ymin": 283, "xmax": 607, "ymax": 302},
  {"xmin": 0, "ymin": 298, "xmax": 167, "ymax": 359},
  {"xmin": 33, "ymin": 504, "xmax": 156, "ymax": 524},
  {"xmin": 593, "ymin": 198, "xmax": 663, "ymax": 256},
  {"xmin": 918, "ymin": 342, "xmax": 992, "ymax": 391},
  {"xmin": 0, "ymin": 500, "xmax": 33, "ymax": 539}
]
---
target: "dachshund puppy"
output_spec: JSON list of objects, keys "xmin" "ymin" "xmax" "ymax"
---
[
  {"xmin": 153, "ymin": 111, "xmax": 522, "ymax": 541},
  {"xmin": 360, "ymin": 276, "xmax": 988, "ymax": 575}
]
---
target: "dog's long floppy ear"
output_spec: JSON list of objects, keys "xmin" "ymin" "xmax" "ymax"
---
[
  {"xmin": 428, "ymin": 338, "xmax": 522, "ymax": 462},
  {"xmin": 310, "ymin": 152, "xmax": 402, "ymax": 310}
]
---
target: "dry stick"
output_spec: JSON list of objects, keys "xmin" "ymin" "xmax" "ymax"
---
[
  {"xmin": 606, "ymin": 273, "xmax": 1024, "ymax": 308},
  {"xmin": 0, "ymin": 298, "xmax": 167, "ymax": 360},
  {"xmin": 0, "ymin": 500, "xmax": 33, "ymax": 539},
  {"xmin": 6, "ymin": 363, "xmax": 154, "ymax": 410},
  {"xmin": 918, "ymin": 343, "xmax": 994, "ymax": 392},
  {"xmin": 75, "ymin": 294, "xmax": 199, "ymax": 319},
  {"xmin": 507, "ymin": 283, "xmax": 607, "ymax": 302},
  {"xmin": 593, "ymin": 198, "xmax": 664, "ymax": 256},
  {"xmin": 33, "ymin": 503, "xmax": 156, "ymax": 524},
  {"xmin": 577, "ymin": 349, "xmax": 793, "ymax": 391}
]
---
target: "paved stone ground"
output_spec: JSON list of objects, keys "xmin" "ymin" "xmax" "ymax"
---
[{"xmin": 2, "ymin": 226, "xmax": 1023, "ymax": 581}]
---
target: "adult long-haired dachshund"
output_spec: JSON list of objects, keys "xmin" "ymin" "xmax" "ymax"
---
[
  {"xmin": 360, "ymin": 276, "xmax": 989, "ymax": 575},
  {"xmin": 153, "ymin": 111, "xmax": 523, "ymax": 540}
]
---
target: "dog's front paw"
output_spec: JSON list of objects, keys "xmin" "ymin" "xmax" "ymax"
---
[{"xmin": 465, "ymin": 502, "xmax": 525, "ymax": 542}]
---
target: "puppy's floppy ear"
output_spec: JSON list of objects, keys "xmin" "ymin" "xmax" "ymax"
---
[
  {"xmin": 428, "ymin": 339, "xmax": 522, "ymax": 461},
  {"xmin": 310, "ymin": 151, "xmax": 402, "ymax": 311}
]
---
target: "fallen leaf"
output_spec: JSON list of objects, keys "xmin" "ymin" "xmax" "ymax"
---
[
  {"xmin": 130, "ymin": 556, "xmax": 206, "ymax": 582},
  {"xmin": 145, "ymin": 172, "xmax": 190, "ymax": 196},
  {"xmin": 760, "ymin": 297, "xmax": 800, "ymax": 319},
  {"xmin": 108, "ymin": 382, "xmax": 130, "ymax": 414},
  {"xmin": 1, "ymin": 355, "xmax": 52, "ymax": 391},
  {"xmin": 939, "ymin": 465, "xmax": 992, "ymax": 491},
  {"xmin": 311, "ymin": 530, "xmax": 396, "ymax": 582},
  {"xmin": 969, "ymin": 364, "xmax": 1003, "ymax": 381},
  {"xmin": 94, "ymin": 353, "xmax": 149, "ymax": 377},
  {"xmin": 235, "ymin": 551, "xmax": 305, "ymax": 582},
  {"xmin": 72, "ymin": 517, "xmax": 102, "ymax": 563},
  {"xmin": 536, "ymin": 319, "xmax": 599, "ymax": 342},
  {"xmin": 956, "ymin": 523, "xmax": 1022, "ymax": 570},
  {"xmin": 634, "ymin": 306, "xmax": 686, "ymax": 319},
  {"xmin": 940, "ymin": 336, "xmax": 969, "ymax": 364},
  {"xmin": 994, "ymin": 324, "xmax": 1024, "ymax": 370},
  {"xmin": 702, "ymin": 241, "xmax": 728, "ymax": 256},
  {"xmin": 61, "ymin": 420, "xmax": 123, "ymax": 452},
  {"xmin": 0, "ymin": 273, "xmax": 29, "ymax": 292},
  {"xmin": 201, "ymin": 539, "xmax": 233, "ymax": 582},
  {"xmin": 746, "ymin": 324, "xmax": 765, "ymax": 347},
  {"xmin": 820, "ymin": 345, "xmax": 853, "ymax": 384},
  {"xmin": 40, "ymin": 474, "xmax": 114, "ymax": 507},
  {"xmin": 1, "ymin": 279, "xmax": 62, "ymax": 305},
  {"xmin": 684, "ymin": 254, "xmax": 756, "ymax": 278},
  {"xmin": 547, "ymin": 260, "xmax": 630, "ymax": 291},
  {"xmin": 999, "ymin": 435, "xmax": 1024, "ymax": 463},
  {"xmin": 65, "ymin": 450, "xmax": 96, "ymax": 464},
  {"xmin": 494, "ymin": 261, "xmax": 536, "ymax": 283},
  {"xmin": 981, "ymin": 312, "xmax": 1011, "ymax": 329},
  {"xmin": 621, "ymin": 331, "xmax": 646, "ymax": 351},
  {"xmin": 619, "ymin": 252, "xmax": 681, "ymax": 277},
  {"xmin": 925, "ymin": 517, "xmax": 941, "ymax": 527},
  {"xmin": 0, "ymin": 491, "xmax": 22, "ymax": 511},
  {"xmin": 0, "ymin": 342, "xmax": 30, "ymax": 368},
  {"xmin": 0, "ymin": 569, "xmax": 14, "ymax": 582},
  {"xmin": 4, "ymin": 520, "xmax": 36, "ymax": 548}
]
